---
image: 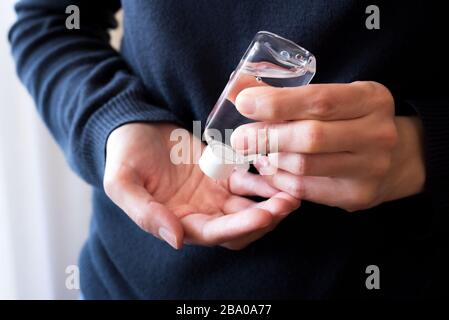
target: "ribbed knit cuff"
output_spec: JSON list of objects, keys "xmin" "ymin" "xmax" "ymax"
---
[
  {"xmin": 77, "ymin": 89, "xmax": 181, "ymax": 187},
  {"xmin": 407, "ymin": 98, "xmax": 449, "ymax": 234}
]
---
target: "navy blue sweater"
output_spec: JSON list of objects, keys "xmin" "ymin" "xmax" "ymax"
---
[{"xmin": 9, "ymin": 0, "xmax": 448, "ymax": 299}]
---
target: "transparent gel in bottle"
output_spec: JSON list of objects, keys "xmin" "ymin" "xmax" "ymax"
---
[{"xmin": 199, "ymin": 31, "xmax": 316, "ymax": 180}]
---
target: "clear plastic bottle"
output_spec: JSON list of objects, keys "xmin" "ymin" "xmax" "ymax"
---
[{"xmin": 199, "ymin": 31, "xmax": 316, "ymax": 180}]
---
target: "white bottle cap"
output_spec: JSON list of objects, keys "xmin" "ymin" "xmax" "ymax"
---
[{"xmin": 199, "ymin": 143, "xmax": 250, "ymax": 180}]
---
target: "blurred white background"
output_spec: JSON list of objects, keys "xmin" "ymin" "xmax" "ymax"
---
[{"xmin": 0, "ymin": 1, "xmax": 123, "ymax": 299}]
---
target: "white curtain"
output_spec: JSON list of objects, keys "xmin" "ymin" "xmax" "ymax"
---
[{"xmin": 0, "ymin": 1, "xmax": 92, "ymax": 299}]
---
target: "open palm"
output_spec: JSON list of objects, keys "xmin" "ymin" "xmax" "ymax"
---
[{"xmin": 104, "ymin": 123, "xmax": 299, "ymax": 249}]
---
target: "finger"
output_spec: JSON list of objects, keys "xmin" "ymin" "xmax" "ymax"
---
[
  {"xmin": 292, "ymin": 176, "xmax": 367, "ymax": 211},
  {"xmin": 180, "ymin": 208, "xmax": 273, "ymax": 246},
  {"xmin": 222, "ymin": 190, "xmax": 299, "ymax": 219},
  {"xmin": 221, "ymin": 192, "xmax": 300, "ymax": 250},
  {"xmin": 235, "ymin": 82, "xmax": 376, "ymax": 121},
  {"xmin": 262, "ymin": 170, "xmax": 361, "ymax": 209},
  {"xmin": 255, "ymin": 152, "xmax": 360, "ymax": 177},
  {"xmin": 221, "ymin": 226, "xmax": 272, "ymax": 250},
  {"xmin": 253, "ymin": 191, "xmax": 300, "ymax": 220},
  {"xmin": 221, "ymin": 195, "xmax": 255, "ymax": 214},
  {"xmin": 228, "ymin": 169, "xmax": 279, "ymax": 198},
  {"xmin": 231, "ymin": 119, "xmax": 368, "ymax": 154},
  {"xmin": 104, "ymin": 171, "xmax": 184, "ymax": 249}
]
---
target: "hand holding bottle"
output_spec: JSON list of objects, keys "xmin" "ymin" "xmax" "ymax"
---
[{"xmin": 231, "ymin": 81, "xmax": 425, "ymax": 212}]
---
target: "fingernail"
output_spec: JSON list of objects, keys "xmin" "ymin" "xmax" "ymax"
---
[
  {"xmin": 236, "ymin": 91, "xmax": 256, "ymax": 114},
  {"xmin": 255, "ymin": 156, "xmax": 273, "ymax": 175},
  {"xmin": 158, "ymin": 227, "xmax": 178, "ymax": 249}
]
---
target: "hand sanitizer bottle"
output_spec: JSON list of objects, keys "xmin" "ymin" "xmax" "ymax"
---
[{"xmin": 199, "ymin": 31, "xmax": 316, "ymax": 180}]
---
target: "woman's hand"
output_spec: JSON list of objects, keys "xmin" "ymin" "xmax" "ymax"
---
[
  {"xmin": 231, "ymin": 81, "xmax": 425, "ymax": 212},
  {"xmin": 104, "ymin": 123, "xmax": 299, "ymax": 250}
]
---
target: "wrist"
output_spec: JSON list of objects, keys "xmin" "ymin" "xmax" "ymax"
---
[
  {"xmin": 106, "ymin": 122, "xmax": 179, "ymax": 159},
  {"xmin": 383, "ymin": 116, "xmax": 425, "ymax": 202}
]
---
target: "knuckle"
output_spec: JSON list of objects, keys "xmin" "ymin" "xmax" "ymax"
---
[
  {"xmin": 378, "ymin": 124, "xmax": 398, "ymax": 150},
  {"xmin": 375, "ymin": 82, "xmax": 395, "ymax": 107},
  {"xmin": 295, "ymin": 154, "xmax": 308, "ymax": 176},
  {"xmin": 344, "ymin": 205, "xmax": 359, "ymax": 213},
  {"xmin": 287, "ymin": 177, "xmax": 304, "ymax": 198},
  {"xmin": 345, "ymin": 184, "xmax": 377, "ymax": 212},
  {"xmin": 361, "ymin": 80, "xmax": 378, "ymax": 91},
  {"xmin": 362, "ymin": 81, "xmax": 395, "ymax": 114},
  {"xmin": 303, "ymin": 121, "xmax": 323, "ymax": 153},
  {"xmin": 310, "ymin": 91, "xmax": 334, "ymax": 118},
  {"xmin": 222, "ymin": 242, "xmax": 248, "ymax": 251},
  {"xmin": 352, "ymin": 80, "xmax": 378, "ymax": 94}
]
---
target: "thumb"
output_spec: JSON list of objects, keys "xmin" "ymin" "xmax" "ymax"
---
[{"xmin": 104, "ymin": 176, "xmax": 184, "ymax": 249}]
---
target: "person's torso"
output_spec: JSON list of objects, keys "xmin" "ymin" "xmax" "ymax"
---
[{"xmin": 80, "ymin": 0, "xmax": 445, "ymax": 299}]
